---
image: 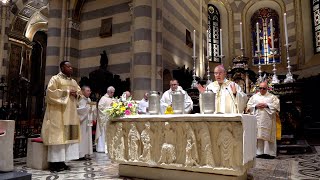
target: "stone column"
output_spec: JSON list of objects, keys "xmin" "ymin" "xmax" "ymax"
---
[
  {"xmin": 45, "ymin": 0, "xmax": 62, "ymax": 83},
  {"xmin": 0, "ymin": 3, "xmax": 9, "ymax": 78},
  {"xmin": 131, "ymin": 0, "xmax": 162, "ymax": 99}
]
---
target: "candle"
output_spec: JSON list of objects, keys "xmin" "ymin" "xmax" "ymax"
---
[
  {"xmin": 256, "ymin": 22, "xmax": 260, "ymax": 52},
  {"xmin": 283, "ymin": 13, "xmax": 288, "ymax": 45},
  {"xmin": 193, "ymin": 30, "xmax": 196, "ymax": 57},
  {"xmin": 206, "ymin": 30, "xmax": 209, "ymax": 57},
  {"xmin": 240, "ymin": 22, "xmax": 243, "ymax": 49},
  {"xmin": 270, "ymin": 19, "xmax": 274, "ymax": 49},
  {"xmin": 19, "ymin": 57, "xmax": 23, "ymax": 75},
  {"xmin": 220, "ymin": 29, "xmax": 223, "ymax": 56}
]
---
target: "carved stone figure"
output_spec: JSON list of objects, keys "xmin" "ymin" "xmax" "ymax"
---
[
  {"xmin": 158, "ymin": 122, "xmax": 176, "ymax": 164},
  {"xmin": 198, "ymin": 123, "xmax": 215, "ymax": 167},
  {"xmin": 113, "ymin": 123, "xmax": 125, "ymax": 161},
  {"xmin": 128, "ymin": 123, "xmax": 140, "ymax": 161},
  {"xmin": 185, "ymin": 123, "xmax": 199, "ymax": 166},
  {"xmin": 217, "ymin": 123, "xmax": 235, "ymax": 168},
  {"xmin": 140, "ymin": 122, "xmax": 152, "ymax": 162}
]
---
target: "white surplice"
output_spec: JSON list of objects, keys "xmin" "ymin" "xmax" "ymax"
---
[
  {"xmin": 206, "ymin": 79, "xmax": 248, "ymax": 114},
  {"xmin": 247, "ymin": 91, "xmax": 280, "ymax": 156},
  {"xmin": 95, "ymin": 94, "xmax": 113, "ymax": 153},
  {"xmin": 47, "ymin": 143, "xmax": 79, "ymax": 162},
  {"xmin": 160, "ymin": 86, "xmax": 193, "ymax": 114},
  {"xmin": 77, "ymin": 96, "xmax": 96, "ymax": 158},
  {"xmin": 138, "ymin": 98, "xmax": 149, "ymax": 114}
]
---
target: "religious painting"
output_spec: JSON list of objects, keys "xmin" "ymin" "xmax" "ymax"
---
[
  {"xmin": 186, "ymin": 29, "xmax": 193, "ymax": 48},
  {"xmin": 251, "ymin": 8, "xmax": 280, "ymax": 65},
  {"xmin": 208, "ymin": 4, "xmax": 221, "ymax": 63},
  {"xmin": 99, "ymin": 18, "xmax": 113, "ymax": 38},
  {"xmin": 311, "ymin": 0, "xmax": 320, "ymax": 53}
]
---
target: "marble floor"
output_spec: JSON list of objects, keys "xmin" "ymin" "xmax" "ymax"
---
[{"xmin": 11, "ymin": 147, "xmax": 320, "ymax": 180}]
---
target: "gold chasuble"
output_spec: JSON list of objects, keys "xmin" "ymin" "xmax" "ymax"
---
[
  {"xmin": 206, "ymin": 79, "xmax": 248, "ymax": 114},
  {"xmin": 41, "ymin": 72, "xmax": 81, "ymax": 145}
]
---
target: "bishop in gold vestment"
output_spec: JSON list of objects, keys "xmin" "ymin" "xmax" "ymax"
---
[{"xmin": 41, "ymin": 61, "xmax": 81, "ymax": 171}]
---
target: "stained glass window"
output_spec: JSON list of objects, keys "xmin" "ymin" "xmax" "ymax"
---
[
  {"xmin": 311, "ymin": 0, "xmax": 320, "ymax": 53},
  {"xmin": 251, "ymin": 8, "xmax": 281, "ymax": 65},
  {"xmin": 208, "ymin": 4, "xmax": 220, "ymax": 63}
]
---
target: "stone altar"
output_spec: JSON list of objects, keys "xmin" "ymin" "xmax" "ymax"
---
[{"xmin": 106, "ymin": 114, "xmax": 257, "ymax": 180}]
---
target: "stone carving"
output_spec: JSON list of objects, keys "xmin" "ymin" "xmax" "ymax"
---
[
  {"xmin": 140, "ymin": 122, "xmax": 152, "ymax": 163},
  {"xmin": 158, "ymin": 122, "xmax": 176, "ymax": 164},
  {"xmin": 128, "ymin": 123, "xmax": 140, "ymax": 161},
  {"xmin": 184, "ymin": 123, "xmax": 199, "ymax": 167},
  {"xmin": 217, "ymin": 123, "xmax": 235, "ymax": 168},
  {"xmin": 198, "ymin": 123, "xmax": 215, "ymax": 167},
  {"xmin": 112, "ymin": 123, "xmax": 125, "ymax": 161}
]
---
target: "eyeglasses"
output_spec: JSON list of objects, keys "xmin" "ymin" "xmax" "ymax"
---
[
  {"xmin": 170, "ymin": 84, "xmax": 178, "ymax": 86},
  {"xmin": 214, "ymin": 72, "xmax": 224, "ymax": 75},
  {"xmin": 259, "ymin": 87, "xmax": 267, "ymax": 90}
]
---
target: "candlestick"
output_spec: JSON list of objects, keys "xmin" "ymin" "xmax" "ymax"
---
[
  {"xmin": 284, "ymin": 13, "xmax": 288, "ymax": 45},
  {"xmin": 19, "ymin": 57, "xmax": 23, "ymax": 75},
  {"xmin": 207, "ymin": 30, "xmax": 210, "ymax": 57},
  {"xmin": 240, "ymin": 22, "xmax": 243, "ymax": 49},
  {"xmin": 256, "ymin": 22, "xmax": 260, "ymax": 52},
  {"xmin": 220, "ymin": 29, "xmax": 223, "ymax": 58},
  {"xmin": 193, "ymin": 30, "xmax": 196, "ymax": 57},
  {"xmin": 191, "ymin": 55, "xmax": 198, "ymax": 88},
  {"xmin": 255, "ymin": 50, "xmax": 262, "ymax": 82},
  {"xmin": 270, "ymin": 48, "xmax": 279, "ymax": 84},
  {"xmin": 206, "ymin": 55, "xmax": 211, "ymax": 85},
  {"xmin": 284, "ymin": 44, "xmax": 294, "ymax": 83},
  {"xmin": 270, "ymin": 19, "xmax": 274, "ymax": 49}
]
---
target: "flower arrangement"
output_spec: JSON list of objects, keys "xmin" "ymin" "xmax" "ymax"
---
[{"xmin": 105, "ymin": 98, "xmax": 137, "ymax": 118}]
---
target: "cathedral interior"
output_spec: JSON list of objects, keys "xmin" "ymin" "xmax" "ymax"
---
[{"xmin": 1, "ymin": 0, "xmax": 320, "ymax": 179}]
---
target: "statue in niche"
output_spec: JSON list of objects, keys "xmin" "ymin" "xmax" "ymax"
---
[
  {"xmin": 128, "ymin": 123, "xmax": 140, "ymax": 161},
  {"xmin": 198, "ymin": 123, "xmax": 215, "ymax": 167},
  {"xmin": 112, "ymin": 122, "xmax": 126, "ymax": 161},
  {"xmin": 140, "ymin": 122, "xmax": 153, "ymax": 163},
  {"xmin": 217, "ymin": 122, "xmax": 235, "ymax": 168},
  {"xmin": 185, "ymin": 123, "xmax": 199, "ymax": 167},
  {"xmin": 158, "ymin": 122, "xmax": 176, "ymax": 164}
]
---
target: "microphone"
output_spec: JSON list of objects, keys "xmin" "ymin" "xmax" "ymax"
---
[{"xmin": 225, "ymin": 88, "xmax": 239, "ymax": 113}]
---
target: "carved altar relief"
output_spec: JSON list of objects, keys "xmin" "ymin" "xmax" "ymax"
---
[
  {"xmin": 158, "ymin": 122, "xmax": 176, "ymax": 164},
  {"xmin": 217, "ymin": 122, "xmax": 236, "ymax": 168},
  {"xmin": 112, "ymin": 122, "xmax": 126, "ymax": 161},
  {"xmin": 198, "ymin": 123, "xmax": 215, "ymax": 167},
  {"xmin": 140, "ymin": 122, "xmax": 153, "ymax": 163},
  {"xmin": 128, "ymin": 123, "xmax": 140, "ymax": 162},
  {"xmin": 184, "ymin": 123, "xmax": 199, "ymax": 167}
]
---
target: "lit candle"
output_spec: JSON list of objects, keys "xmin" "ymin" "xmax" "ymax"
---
[
  {"xmin": 19, "ymin": 57, "xmax": 23, "ymax": 75},
  {"xmin": 283, "ymin": 13, "xmax": 288, "ymax": 45},
  {"xmin": 220, "ymin": 29, "xmax": 223, "ymax": 56},
  {"xmin": 193, "ymin": 30, "xmax": 196, "ymax": 57},
  {"xmin": 256, "ymin": 22, "xmax": 260, "ymax": 52},
  {"xmin": 206, "ymin": 30, "xmax": 209, "ymax": 57},
  {"xmin": 270, "ymin": 19, "xmax": 274, "ymax": 49},
  {"xmin": 240, "ymin": 22, "xmax": 243, "ymax": 49}
]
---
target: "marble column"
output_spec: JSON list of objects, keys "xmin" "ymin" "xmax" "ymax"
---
[
  {"xmin": 45, "ymin": 0, "xmax": 63, "ymax": 84},
  {"xmin": 131, "ymin": 0, "xmax": 162, "ymax": 99}
]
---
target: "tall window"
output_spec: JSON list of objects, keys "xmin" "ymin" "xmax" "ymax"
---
[
  {"xmin": 208, "ymin": 4, "xmax": 221, "ymax": 63},
  {"xmin": 311, "ymin": 0, "xmax": 320, "ymax": 53},
  {"xmin": 251, "ymin": 8, "xmax": 280, "ymax": 65}
]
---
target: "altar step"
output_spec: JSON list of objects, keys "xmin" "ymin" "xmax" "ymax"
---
[
  {"xmin": 277, "ymin": 139, "xmax": 312, "ymax": 155},
  {"xmin": 0, "ymin": 171, "xmax": 31, "ymax": 180}
]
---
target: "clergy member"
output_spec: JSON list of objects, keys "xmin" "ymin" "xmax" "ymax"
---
[
  {"xmin": 77, "ymin": 86, "xmax": 96, "ymax": 160},
  {"xmin": 197, "ymin": 65, "xmax": 248, "ymax": 113},
  {"xmin": 160, "ymin": 79, "xmax": 193, "ymax": 114},
  {"xmin": 96, "ymin": 86, "xmax": 115, "ymax": 153},
  {"xmin": 246, "ymin": 81, "xmax": 280, "ymax": 159},
  {"xmin": 41, "ymin": 60, "xmax": 81, "ymax": 172},
  {"xmin": 138, "ymin": 92, "xmax": 149, "ymax": 114}
]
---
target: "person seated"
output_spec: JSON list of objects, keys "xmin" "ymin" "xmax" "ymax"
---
[
  {"xmin": 138, "ymin": 92, "xmax": 149, "ymax": 114},
  {"xmin": 160, "ymin": 79, "xmax": 193, "ymax": 114},
  {"xmin": 121, "ymin": 91, "xmax": 132, "ymax": 101}
]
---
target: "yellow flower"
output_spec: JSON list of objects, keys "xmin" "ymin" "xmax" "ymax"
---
[
  {"xmin": 112, "ymin": 102, "xmax": 118, "ymax": 108},
  {"xmin": 120, "ymin": 106, "xmax": 126, "ymax": 112}
]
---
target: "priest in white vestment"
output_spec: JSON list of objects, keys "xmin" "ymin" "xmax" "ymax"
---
[
  {"xmin": 198, "ymin": 65, "xmax": 248, "ymax": 114},
  {"xmin": 41, "ymin": 61, "xmax": 81, "ymax": 172},
  {"xmin": 160, "ymin": 79, "xmax": 193, "ymax": 114},
  {"xmin": 77, "ymin": 86, "xmax": 96, "ymax": 159},
  {"xmin": 138, "ymin": 92, "xmax": 149, "ymax": 114},
  {"xmin": 96, "ymin": 86, "xmax": 115, "ymax": 153},
  {"xmin": 247, "ymin": 81, "xmax": 280, "ymax": 158}
]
